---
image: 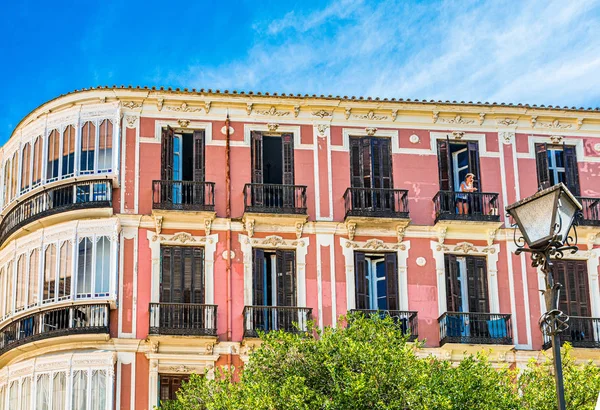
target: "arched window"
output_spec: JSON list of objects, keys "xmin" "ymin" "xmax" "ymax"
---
[
  {"xmin": 5, "ymin": 261, "xmax": 13, "ymax": 316},
  {"xmin": 62, "ymin": 125, "xmax": 76, "ymax": 177},
  {"xmin": 77, "ymin": 238, "xmax": 93, "ymax": 297},
  {"xmin": 11, "ymin": 151, "xmax": 18, "ymax": 201},
  {"xmin": 46, "ymin": 129, "xmax": 60, "ymax": 181},
  {"xmin": 43, "ymin": 244, "xmax": 57, "ymax": 302},
  {"xmin": 80, "ymin": 121, "xmax": 96, "ymax": 174},
  {"xmin": 58, "ymin": 241, "xmax": 72, "ymax": 300},
  {"xmin": 0, "ymin": 267, "xmax": 5, "ymax": 318},
  {"xmin": 20, "ymin": 143, "xmax": 32, "ymax": 193},
  {"xmin": 95, "ymin": 237, "xmax": 111, "ymax": 296},
  {"xmin": 32, "ymin": 136, "xmax": 43, "ymax": 186},
  {"xmin": 4, "ymin": 159, "xmax": 11, "ymax": 205},
  {"xmin": 16, "ymin": 254, "xmax": 26, "ymax": 311},
  {"xmin": 98, "ymin": 120, "xmax": 113, "ymax": 172},
  {"xmin": 27, "ymin": 248, "xmax": 39, "ymax": 308}
]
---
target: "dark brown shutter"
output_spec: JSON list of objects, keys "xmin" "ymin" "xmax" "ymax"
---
[
  {"xmin": 361, "ymin": 138, "xmax": 372, "ymax": 189},
  {"xmin": 251, "ymin": 131, "xmax": 263, "ymax": 184},
  {"xmin": 276, "ymin": 250, "xmax": 296, "ymax": 307},
  {"xmin": 564, "ymin": 145, "xmax": 581, "ymax": 196},
  {"xmin": 193, "ymin": 130, "xmax": 205, "ymax": 182},
  {"xmin": 535, "ymin": 143, "xmax": 550, "ymax": 190},
  {"xmin": 253, "ymin": 249, "xmax": 265, "ymax": 306},
  {"xmin": 466, "ymin": 256, "xmax": 489, "ymax": 313},
  {"xmin": 555, "ymin": 260, "xmax": 590, "ymax": 316},
  {"xmin": 192, "ymin": 247, "xmax": 204, "ymax": 303},
  {"xmin": 445, "ymin": 254, "xmax": 460, "ymax": 312},
  {"xmin": 354, "ymin": 252, "xmax": 369, "ymax": 309},
  {"xmin": 282, "ymin": 133, "xmax": 294, "ymax": 185},
  {"xmin": 437, "ymin": 139, "xmax": 452, "ymax": 191},
  {"xmin": 161, "ymin": 126, "xmax": 174, "ymax": 180},
  {"xmin": 172, "ymin": 247, "xmax": 182, "ymax": 303},
  {"xmin": 467, "ymin": 141, "xmax": 481, "ymax": 190},
  {"xmin": 160, "ymin": 247, "xmax": 172, "ymax": 302},
  {"xmin": 350, "ymin": 137, "xmax": 364, "ymax": 189},
  {"xmin": 385, "ymin": 253, "xmax": 398, "ymax": 310}
]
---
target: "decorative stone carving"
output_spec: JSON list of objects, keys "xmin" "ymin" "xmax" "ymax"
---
[
  {"xmin": 245, "ymin": 219, "xmax": 255, "ymax": 238},
  {"xmin": 497, "ymin": 118, "xmax": 518, "ymax": 126},
  {"xmin": 157, "ymin": 98, "xmax": 164, "ymax": 111},
  {"xmin": 294, "ymin": 105, "xmax": 300, "ymax": 117},
  {"xmin": 246, "ymin": 103, "xmax": 253, "ymax": 115},
  {"xmin": 166, "ymin": 102, "xmax": 202, "ymax": 112},
  {"xmin": 267, "ymin": 123, "xmax": 279, "ymax": 132},
  {"xmin": 451, "ymin": 131, "xmax": 465, "ymax": 139},
  {"xmin": 171, "ymin": 232, "xmax": 196, "ymax": 243},
  {"xmin": 295, "ymin": 222, "xmax": 304, "ymax": 239},
  {"xmin": 479, "ymin": 113, "xmax": 486, "ymax": 125},
  {"xmin": 149, "ymin": 340, "xmax": 159, "ymax": 353},
  {"xmin": 365, "ymin": 127, "xmax": 377, "ymax": 136},
  {"xmin": 363, "ymin": 239, "xmax": 394, "ymax": 250},
  {"xmin": 345, "ymin": 107, "xmax": 351, "ymax": 120},
  {"xmin": 409, "ymin": 134, "xmax": 420, "ymax": 144},
  {"xmin": 432, "ymin": 111, "xmax": 439, "ymax": 123},
  {"xmin": 346, "ymin": 222, "xmax": 356, "ymax": 241},
  {"xmin": 170, "ymin": 365, "xmax": 192, "ymax": 373},
  {"xmin": 595, "ymin": 143, "xmax": 600, "ymax": 153},
  {"xmin": 487, "ymin": 229, "xmax": 498, "ymax": 246},
  {"xmin": 550, "ymin": 135, "xmax": 563, "ymax": 144},
  {"xmin": 122, "ymin": 101, "xmax": 142, "ymax": 110},
  {"xmin": 391, "ymin": 109, "xmax": 398, "ymax": 121},
  {"xmin": 125, "ymin": 115, "xmax": 138, "ymax": 128},
  {"xmin": 204, "ymin": 219, "xmax": 212, "ymax": 236},
  {"xmin": 256, "ymin": 106, "xmax": 290, "ymax": 116},
  {"xmin": 316, "ymin": 124, "xmax": 329, "ymax": 137},
  {"xmin": 205, "ymin": 343, "xmax": 214, "ymax": 355},
  {"xmin": 500, "ymin": 132, "xmax": 515, "ymax": 145},
  {"xmin": 312, "ymin": 109, "xmax": 332, "ymax": 118},
  {"xmin": 440, "ymin": 115, "xmax": 475, "ymax": 125},
  {"xmin": 539, "ymin": 119, "xmax": 572, "ymax": 129},
  {"xmin": 204, "ymin": 101, "xmax": 211, "ymax": 113},
  {"xmin": 437, "ymin": 227, "xmax": 447, "ymax": 244},
  {"xmin": 588, "ymin": 233, "xmax": 598, "ymax": 250},
  {"xmin": 99, "ymin": 96, "xmax": 106, "ymax": 103},
  {"xmin": 416, "ymin": 257, "xmax": 426, "ymax": 267},
  {"xmin": 177, "ymin": 119, "xmax": 190, "ymax": 128},
  {"xmin": 154, "ymin": 216, "xmax": 163, "ymax": 235},
  {"xmin": 261, "ymin": 235, "xmax": 286, "ymax": 247},
  {"xmin": 577, "ymin": 118, "xmax": 583, "ymax": 130},
  {"xmin": 396, "ymin": 226, "xmax": 405, "ymax": 243},
  {"xmin": 453, "ymin": 242, "xmax": 477, "ymax": 253},
  {"xmin": 530, "ymin": 115, "xmax": 538, "ymax": 127},
  {"xmin": 354, "ymin": 110, "xmax": 388, "ymax": 121}
]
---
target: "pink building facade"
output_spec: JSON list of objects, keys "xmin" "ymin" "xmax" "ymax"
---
[{"xmin": 0, "ymin": 87, "xmax": 599, "ymax": 409}]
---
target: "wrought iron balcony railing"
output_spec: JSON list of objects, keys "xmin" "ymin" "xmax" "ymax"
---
[
  {"xmin": 433, "ymin": 191, "xmax": 500, "ymax": 223},
  {"xmin": 438, "ymin": 312, "xmax": 512, "ymax": 346},
  {"xmin": 349, "ymin": 309, "xmax": 418, "ymax": 341},
  {"xmin": 243, "ymin": 183, "xmax": 307, "ymax": 214},
  {"xmin": 577, "ymin": 197, "xmax": 600, "ymax": 226},
  {"xmin": 149, "ymin": 303, "xmax": 217, "ymax": 336},
  {"xmin": 152, "ymin": 180, "xmax": 215, "ymax": 212},
  {"xmin": 343, "ymin": 188, "xmax": 409, "ymax": 219},
  {"xmin": 543, "ymin": 316, "xmax": 600, "ymax": 349},
  {"xmin": 0, "ymin": 180, "xmax": 112, "ymax": 245},
  {"xmin": 243, "ymin": 306, "xmax": 312, "ymax": 338},
  {"xmin": 0, "ymin": 303, "xmax": 109, "ymax": 356}
]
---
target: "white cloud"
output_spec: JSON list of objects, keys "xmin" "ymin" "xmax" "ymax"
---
[{"xmin": 165, "ymin": 0, "xmax": 600, "ymax": 107}]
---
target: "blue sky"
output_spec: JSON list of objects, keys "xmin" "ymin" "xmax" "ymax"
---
[{"xmin": 2, "ymin": 0, "xmax": 600, "ymax": 143}]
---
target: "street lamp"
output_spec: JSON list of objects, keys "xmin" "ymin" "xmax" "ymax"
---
[{"xmin": 506, "ymin": 183, "xmax": 582, "ymax": 410}]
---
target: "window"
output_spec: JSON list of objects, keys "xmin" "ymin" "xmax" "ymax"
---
[
  {"xmin": 90, "ymin": 370, "xmax": 106, "ymax": 410},
  {"xmin": 16, "ymin": 255, "xmax": 26, "ymax": 311},
  {"xmin": 349, "ymin": 137, "xmax": 393, "ymax": 211},
  {"xmin": 58, "ymin": 241, "xmax": 72, "ymax": 300},
  {"xmin": 44, "ymin": 244, "xmax": 57, "ymax": 303},
  {"xmin": 159, "ymin": 374, "xmax": 190, "ymax": 403},
  {"xmin": 20, "ymin": 378, "xmax": 31, "ymax": 410},
  {"xmin": 80, "ymin": 121, "xmax": 96, "ymax": 174},
  {"xmin": 97, "ymin": 120, "xmax": 113, "ymax": 172},
  {"xmin": 251, "ymin": 131, "xmax": 294, "ymax": 185},
  {"xmin": 445, "ymin": 255, "xmax": 489, "ymax": 313},
  {"xmin": 62, "ymin": 125, "xmax": 76, "ymax": 178},
  {"xmin": 77, "ymin": 236, "xmax": 112, "ymax": 299},
  {"xmin": 5, "ymin": 261, "xmax": 13, "ymax": 316},
  {"xmin": 0, "ymin": 385, "xmax": 4, "ymax": 410},
  {"xmin": 535, "ymin": 144, "xmax": 580, "ymax": 195},
  {"xmin": 160, "ymin": 246, "xmax": 204, "ymax": 303},
  {"xmin": 77, "ymin": 238, "xmax": 93, "ymax": 297},
  {"xmin": 95, "ymin": 237, "xmax": 111, "ymax": 296},
  {"xmin": 8, "ymin": 381, "xmax": 17, "ymax": 410},
  {"xmin": 11, "ymin": 151, "xmax": 18, "ymax": 202},
  {"xmin": 72, "ymin": 370, "xmax": 87, "ymax": 410},
  {"xmin": 252, "ymin": 249, "xmax": 296, "ymax": 307},
  {"xmin": 3, "ymin": 160, "xmax": 10, "ymax": 205},
  {"xmin": 552, "ymin": 260, "xmax": 590, "ymax": 317},
  {"xmin": 46, "ymin": 130, "xmax": 60, "ymax": 181},
  {"xmin": 36, "ymin": 374, "xmax": 50, "ymax": 410},
  {"xmin": 437, "ymin": 139, "xmax": 480, "ymax": 191},
  {"xmin": 32, "ymin": 136, "xmax": 43, "ymax": 186},
  {"xmin": 354, "ymin": 252, "xmax": 398, "ymax": 310},
  {"xmin": 20, "ymin": 143, "xmax": 31, "ymax": 193},
  {"xmin": 52, "ymin": 372, "xmax": 66, "ymax": 410},
  {"xmin": 27, "ymin": 248, "xmax": 40, "ymax": 308}
]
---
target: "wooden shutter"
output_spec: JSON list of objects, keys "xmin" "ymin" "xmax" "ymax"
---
[
  {"xmin": 437, "ymin": 139, "xmax": 452, "ymax": 191},
  {"xmin": 251, "ymin": 131, "xmax": 263, "ymax": 184},
  {"xmin": 192, "ymin": 247, "xmax": 204, "ymax": 304},
  {"xmin": 252, "ymin": 249, "xmax": 265, "ymax": 306},
  {"xmin": 555, "ymin": 260, "xmax": 590, "ymax": 317},
  {"xmin": 467, "ymin": 141, "xmax": 481, "ymax": 190},
  {"xmin": 361, "ymin": 138, "xmax": 372, "ymax": 189},
  {"xmin": 371, "ymin": 138, "xmax": 393, "ymax": 189},
  {"xmin": 535, "ymin": 143, "xmax": 550, "ymax": 190},
  {"xmin": 161, "ymin": 126, "xmax": 174, "ymax": 181},
  {"xmin": 349, "ymin": 137, "xmax": 364, "ymax": 189},
  {"xmin": 276, "ymin": 250, "xmax": 296, "ymax": 307},
  {"xmin": 385, "ymin": 253, "xmax": 399, "ymax": 311},
  {"xmin": 563, "ymin": 145, "xmax": 581, "ymax": 196},
  {"xmin": 354, "ymin": 252, "xmax": 369, "ymax": 309},
  {"xmin": 193, "ymin": 130, "xmax": 205, "ymax": 182},
  {"xmin": 160, "ymin": 247, "xmax": 172, "ymax": 302},
  {"xmin": 282, "ymin": 133, "xmax": 294, "ymax": 185},
  {"xmin": 445, "ymin": 255, "xmax": 460, "ymax": 312},
  {"xmin": 172, "ymin": 247, "xmax": 182, "ymax": 303},
  {"xmin": 466, "ymin": 256, "xmax": 489, "ymax": 313},
  {"xmin": 183, "ymin": 248, "xmax": 192, "ymax": 303}
]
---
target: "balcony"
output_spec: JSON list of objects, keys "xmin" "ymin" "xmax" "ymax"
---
[
  {"xmin": 343, "ymin": 188, "xmax": 409, "ymax": 219},
  {"xmin": 243, "ymin": 306, "xmax": 312, "ymax": 338},
  {"xmin": 0, "ymin": 303, "xmax": 109, "ymax": 356},
  {"xmin": 350, "ymin": 309, "xmax": 418, "ymax": 341},
  {"xmin": 152, "ymin": 180, "xmax": 215, "ymax": 212},
  {"xmin": 543, "ymin": 316, "xmax": 600, "ymax": 349},
  {"xmin": 149, "ymin": 303, "xmax": 217, "ymax": 336},
  {"xmin": 438, "ymin": 312, "xmax": 512, "ymax": 346},
  {"xmin": 243, "ymin": 183, "xmax": 307, "ymax": 215},
  {"xmin": 577, "ymin": 197, "xmax": 600, "ymax": 226},
  {"xmin": 0, "ymin": 179, "xmax": 112, "ymax": 246},
  {"xmin": 433, "ymin": 191, "xmax": 500, "ymax": 223}
]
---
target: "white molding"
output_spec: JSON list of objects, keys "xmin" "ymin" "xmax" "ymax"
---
[
  {"xmin": 242, "ymin": 124, "xmax": 306, "ymax": 149},
  {"xmin": 517, "ymin": 135, "xmax": 597, "ymax": 162},
  {"xmin": 148, "ymin": 120, "xmax": 213, "ymax": 145},
  {"xmin": 333, "ymin": 128, "xmax": 400, "ymax": 153},
  {"xmin": 238, "ymin": 234, "xmax": 309, "ymax": 307},
  {"xmin": 340, "ymin": 237, "xmax": 410, "ymax": 311},
  {"xmin": 430, "ymin": 132, "xmax": 499, "ymax": 158}
]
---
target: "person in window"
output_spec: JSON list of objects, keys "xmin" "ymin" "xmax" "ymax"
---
[{"xmin": 457, "ymin": 173, "xmax": 477, "ymax": 214}]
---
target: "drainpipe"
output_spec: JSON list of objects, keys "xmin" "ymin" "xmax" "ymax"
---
[{"xmin": 225, "ymin": 114, "xmax": 232, "ymax": 343}]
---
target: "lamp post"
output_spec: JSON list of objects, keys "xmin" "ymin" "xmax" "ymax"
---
[{"xmin": 506, "ymin": 183, "xmax": 582, "ymax": 410}]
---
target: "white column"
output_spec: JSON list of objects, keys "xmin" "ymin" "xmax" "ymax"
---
[{"xmin": 148, "ymin": 359, "xmax": 159, "ymax": 410}]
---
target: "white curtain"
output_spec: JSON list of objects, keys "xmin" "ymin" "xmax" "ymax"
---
[
  {"xmin": 0, "ymin": 386, "xmax": 5, "ymax": 410},
  {"xmin": 77, "ymin": 239, "xmax": 93, "ymax": 297},
  {"xmin": 71, "ymin": 370, "xmax": 87, "ymax": 410},
  {"xmin": 20, "ymin": 378, "xmax": 30, "ymax": 410},
  {"xmin": 8, "ymin": 382, "xmax": 17, "ymax": 409},
  {"xmin": 36, "ymin": 374, "xmax": 50, "ymax": 410},
  {"xmin": 52, "ymin": 372, "xmax": 66, "ymax": 410},
  {"xmin": 94, "ymin": 237, "xmax": 111, "ymax": 296},
  {"xmin": 90, "ymin": 370, "xmax": 106, "ymax": 410}
]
